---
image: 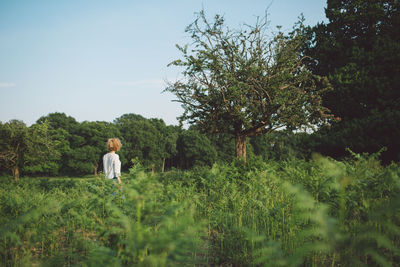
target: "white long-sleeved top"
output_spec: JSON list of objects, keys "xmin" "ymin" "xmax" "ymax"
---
[{"xmin": 103, "ymin": 152, "xmax": 121, "ymax": 179}]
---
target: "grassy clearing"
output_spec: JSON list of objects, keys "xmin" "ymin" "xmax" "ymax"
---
[{"xmin": 1, "ymin": 153, "xmax": 399, "ymax": 266}]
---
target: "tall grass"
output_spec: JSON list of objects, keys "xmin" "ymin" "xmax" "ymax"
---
[{"xmin": 1, "ymin": 152, "xmax": 399, "ymax": 266}]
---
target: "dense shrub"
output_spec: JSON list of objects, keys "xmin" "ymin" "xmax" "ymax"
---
[{"xmin": 1, "ymin": 153, "xmax": 399, "ymax": 266}]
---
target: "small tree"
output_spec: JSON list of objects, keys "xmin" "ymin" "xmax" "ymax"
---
[
  {"xmin": 23, "ymin": 122, "xmax": 61, "ymax": 176},
  {"xmin": 166, "ymin": 11, "xmax": 335, "ymax": 161},
  {"xmin": 68, "ymin": 121, "xmax": 121, "ymax": 176},
  {"xmin": 0, "ymin": 120, "xmax": 59, "ymax": 180},
  {"xmin": 176, "ymin": 129, "xmax": 217, "ymax": 169},
  {"xmin": 149, "ymin": 119, "xmax": 179, "ymax": 172},
  {"xmin": 0, "ymin": 120, "xmax": 27, "ymax": 181},
  {"xmin": 114, "ymin": 114, "xmax": 173, "ymax": 171}
]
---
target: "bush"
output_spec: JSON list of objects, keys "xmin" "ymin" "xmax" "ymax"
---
[{"xmin": 0, "ymin": 154, "xmax": 399, "ymax": 266}]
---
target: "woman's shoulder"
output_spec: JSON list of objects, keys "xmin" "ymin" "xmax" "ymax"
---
[
  {"xmin": 103, "ymin": 152, "xmax": 114, "ymax": 158},
  {"xmin": 103, "ymin": 152, "xmax": 119, "ymax": 159},
  {"xmin": 109, "ymin": 152, "xmax": 119, "ymax": 159}
]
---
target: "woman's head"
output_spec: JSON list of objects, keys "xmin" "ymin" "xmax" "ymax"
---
[{"xmin": 107, "ymin": 138, "xmax": 122, "ymax": 152}]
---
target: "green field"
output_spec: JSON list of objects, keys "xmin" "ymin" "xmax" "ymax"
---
[{"xmin": 1, "ymin": 153, "xmax": 399, "ymax": 266}]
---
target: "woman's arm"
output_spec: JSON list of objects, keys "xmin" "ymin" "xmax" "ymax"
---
[{"xmin": 114, "ymin": 154, "xmax": 122, "ymax": 185}]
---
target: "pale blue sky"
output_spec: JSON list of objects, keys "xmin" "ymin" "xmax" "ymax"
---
[{"xmin": 0, "ymin": 0, "xmax": 328, "ymax": 126}]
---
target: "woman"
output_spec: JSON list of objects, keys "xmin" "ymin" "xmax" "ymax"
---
[{"xmin": 103, "ymin": 138, "xmax": 122, "ymax": 186}]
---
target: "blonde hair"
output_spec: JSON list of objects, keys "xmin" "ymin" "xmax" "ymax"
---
[{"xmin": 107, "ymin": 138, "xmax": 122, "ymax": 152}]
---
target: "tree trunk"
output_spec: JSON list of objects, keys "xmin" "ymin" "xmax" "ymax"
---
[
  {"xmin": 94, "ymin": 163, "xmax": 98, "ymax": 176},
  {"xmin": 235, "ymin": 133, "xmax": 247, "ymax": 163},
  {"xmin": 12, "ymin": 166, "xmax": 20, "ymax": 182},
  {"xmin": 162, "ymin": 158, "xmax": 165, "ymax": 173}
]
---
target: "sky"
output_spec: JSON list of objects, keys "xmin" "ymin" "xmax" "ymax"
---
[{"xmin": 0, "ymin": 0, "xmax": 328, "ymax": 126}]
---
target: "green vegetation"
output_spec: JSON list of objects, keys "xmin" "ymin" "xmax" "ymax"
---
[
  {"xmin": 1, "ymin": 1, "xmax": 399, "ymax": 179},
  {"xmin": 304, "ymin": 0, "xmax": 400, "ymax": 163},
  {"xmin": 1, "ymin": 153, "xmax": 399, "ymax": 266},
  {"xmin": 1, "ymin": 1, "xmax": 399, "ymax": 266},
  {"xmin": 166, "ymin": 10, "xmax": 335, "ymax": 162}
]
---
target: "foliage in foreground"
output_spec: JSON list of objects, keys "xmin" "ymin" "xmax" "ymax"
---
[{"xmin": 0, "ymin": 153, "xmax": 399, "ymax": 266}]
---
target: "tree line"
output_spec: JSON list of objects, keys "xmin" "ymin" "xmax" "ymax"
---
[
  {"xmin": 0, "ymin": 111, "xmax": 332, "ymax": 180},
  {"xmin": 0, "ymin": 113, "xmax": 214, "ymax": 180}
]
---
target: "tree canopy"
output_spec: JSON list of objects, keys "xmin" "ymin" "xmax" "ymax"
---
[
  {"xmin": 166, "ymin": 11, "xmax": 336, "ymax": 161},
  {"xmin": 305, "ymin": 0, "xmax": 400, "ymax": 162},
  {"xmin": 0, "ymin": 120, "xmax": 59, "ymax": 180}
]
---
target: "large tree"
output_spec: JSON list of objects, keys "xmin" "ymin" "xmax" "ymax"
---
[
  {"xmin": 166, "ymin": 11, "xmax": 335, "ymax": 161},
  {"xmin": 304, "ymin": 0, "xmax": 400, "ymax": 162}
]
